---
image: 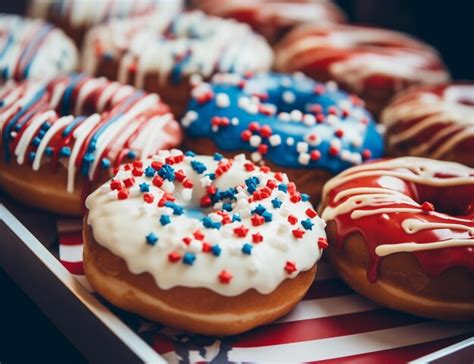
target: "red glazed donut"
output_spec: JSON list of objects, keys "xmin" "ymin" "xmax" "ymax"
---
[
  {"xmin": 0, "ymin": 74, "xmax": 182, "ymax": 215},
  {"xmin": 275, "ymin": 24, "xmax": 450, "ymax": 115},
  {"xmin": 194, "ymin": 0, "xmax": 346, "ymax": 43},
  {"xmin": 381, "ymin": 83, "xmax": 474, "ymax": 167},
  {"xmin": 320, "ymin": 157, "xmax": 474, "ymax": 321}
]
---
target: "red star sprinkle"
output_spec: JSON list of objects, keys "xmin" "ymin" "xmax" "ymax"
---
[
  {"xmin": 168, "ymin": 251, "xmax": 181, "ymax": 263},
  {"xmin": 288, "ymin": 215, "xmax": 298, "ymax": 225},
  {"xmin": 285, "ymin": 261, "xmax": 297, "ymax": 274},
  {"xmin": 290, "ymin": 193, "xmax": 302, "ymax": 203},
  {"xmin": 260, "ymin": 166, "xmax": 271, "ymax": 173},
  {"xmin": 193, "ymin": 230, "xmax": 204, "ymax": 240},
  {"xmin": 143, "ymin": 193, "xmax": 154, "ymax": 204},
  {"xmin": 292, "ymin": 229, "xmax": 305, "ymax": 239},
  {"xmin": 306, "ymin": 208, "xmax": 318, "ymax": 218},
  {"xmin": 252, "ymin": 233, "xmax": 263, "ymax": 243},
  {"xmin": 117, "ymin": 189, "xmax": 129, "ymax": 200},
  {"xmin": 251, "ymin": 214, "xmax": 265, "ymax": 226},
  {"xmin": 318, "ymin": 237, "xmax": 329, "ymax": 249},
  {"xmin": 274, "ymin": 172, "xmax": 284, "ymax": 182},
  {"xmin": 218, "ymin": 270, "xmax": 232, "ymax": 284},
  {"xmin": 316, "ymin": 114, "xmax": 325, "ymax": 123},
  {"xmin": 123, "ymin": 177, "xmax": 135, "ymax": 187},
  {"xmin": 123, "ymin": 164, "xmax": 132, "ymax": 171},
  {"xmin": 182, "ymin": 237, "xmax": 192, "ymax": 245},
  {"xmin": 234, "ymin": 225, "xmax": 249, "ymax": 237},
  {"xmin": 266, "ymin": 179, "xmax": 277, "ymax": 189},
  {"xmin": 110, "ymin": 180, "xmax": 122, "ymax": 190},
  {"xmin": 131, "ymin": 168, "xmax": 143, "ymax": 176}
]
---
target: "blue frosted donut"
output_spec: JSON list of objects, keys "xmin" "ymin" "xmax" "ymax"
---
[{"xmin": 181, "ymin": 73, "xmax": 384, "ymax": 175}]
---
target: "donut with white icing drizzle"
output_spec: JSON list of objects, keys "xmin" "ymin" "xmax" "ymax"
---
[
  {"xmin": 193, "ymin": 0, "xmax": 346, "ymax": 43},
  {"xmin": 320, "ymin": 157, "xmax": 474, "ymax": 320},
  {"xmin": 182, "ymin": 72, "xmax": 384, "ymax": 203},
  {"xmin": 381, "ymin": 83, "xmax": 474, "ymax": 167},
  {"xmin": 0, "ymin": 74, "xmax": 182, "ymax": 215},
  {"xmin": 275, "ymin": 24, "xmax": 450, "ymax": 115},
  {"xmin": 0, "ymin": 14, "xmax": 77, "ymax": 83},
  {"xmin": 84, "ymin": 150, "xmax": 326, "ymax": 335},
  {"xmin": 81, "ymin": 10, "xmax": 273, "ymax": 114},
  {"xmin": 28, "ymin": 0, "xmax": 183, "ymax": 46}
]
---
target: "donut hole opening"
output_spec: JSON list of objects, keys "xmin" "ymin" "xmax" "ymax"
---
[{"xmin": 415, "ymin": 183, "xmax": 474, "ymax": 217}]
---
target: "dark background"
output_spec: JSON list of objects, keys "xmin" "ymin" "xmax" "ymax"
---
[{"xmin": 0, "ymin": 1, "xmax": 472, "ymax": 363}]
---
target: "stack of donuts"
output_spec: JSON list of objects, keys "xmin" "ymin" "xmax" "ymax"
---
[{"xmin": 0, "ymin": 0, "xmax": 471, "ymax": 336}]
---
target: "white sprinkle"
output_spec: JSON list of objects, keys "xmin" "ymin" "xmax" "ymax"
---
[
  {"xmin": 181, "ymin": 188, "xmax": 192, "ymax": 201},
  {"xmin": 286, "ymin": 137, "xmax": 295, "ymax": 146},
  {"xmin": 298, "ymin": 152, "xmax": 310, "ymax": 165},
  {"xmin": 340, "ymin": 150, "xmax": 351, "ymax": 161},
  {"xmin": 190, "ymin": 74, "xmax": 203, "ymax": 86},
  {"xmin": 216, "ymin": 93, "xmax": 230, "ymax": 108},
  {"xmin": 269, "ymin": 134, "xmax": 282, "ymax": 146},
  {"xmin": 231, "ymin": 117, "xmax": 239, "ymax": 126},
  {"xmin": 162, "ymin": 180, "xmax": 175, "ymax": 193},
  {"xmin": 350, "ymin": 153, "xmax": 362, "ymax": 165},
  {"xmin": 377, "ymin": 124, "xmax": 387, "ymax": 135},
  {"xmin": 234, "ymin": 153, "xmax": 247, "ymax": 162},
  {"xmin": 303, "ymin": 114, "xmax": 316, "ymax": 126},
  {"xmin": 278, "ymin": 112, "xmax": 291, "ymax": 122},
  {"xmin": 249, "ymin": 135, "xmax": 262, "ymax": 147},
  {"xmin": 100, "ymin": 185, "xmax": 111, "ymax": 194},
  {"xmin": 282, "ymin": 91, "xmax": 296, "ymax": 104},
  {"xmin": 188, "ymin": 240, "xmax": 201, "ymax": 253},
  {"xmin": 200, "ymin": 175, "xmax": 213, "ymax": 187},
  {"xmin": 351, "ymin": 136, "xmax": 363, "ymax": 147},
  {"xmin": 290, "ymin": 109, "xmax": 303, "ymax": 121},
  {"xmin": 326, "ymin": 114, "xmax": 339, "ymax": 126},
  {"xmin": 212, "ymin": 125, "xmax": 219, "ymax": 132},
  {"xmin": 331, "ymin": 138, "xmax": 342, "ymax": 149},
  {"xmin": 305, "ymin": 133, "xmax": 320, "ymax": 146},
  {"xmin": 326, "ymin": 81, "xmax": 338, "ymax": 91},
  {"xmin": 107, "ymin": 191, "xmax": 116, "ymax": 200},
  {"xmin": 128, "ymin": 186, "xmax": 141, "ymax": 197},
  {"xmin": 251, "ymin": 152, "xmax": 262, "ymax": 162},
  {"xmin": 281, "ymin": 77, "xmax": 292, "ymax": 87},
  {"xmin": 247, "ymin": 103, "xmax": 259, "ymax": 114},
  {"xmin": 296, "ymin": 141, "xmax": 309, "ymax": 153}
]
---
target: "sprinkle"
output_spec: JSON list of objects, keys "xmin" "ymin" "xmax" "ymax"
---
[
  {"xmin": 127, "ymin": 150, "xmax": 137, "ymax": 159},
  {"xmin": 282, "ymin": 91, "xmax": 296, "ymax": 104},
  {"xmin": 310, "ymin": 150, "xmax": 321, "ymax": 161},
  {"xmin": 232, "ymin": 214, "xmax": 241, "ymax": 222},
  {"xmin": 318, "ymin": 237, "xmax": 329, "ymax": 249},
  {"xmin": 139, "ymin": 182, "xmax": 150, "ymax": 192},
  {"xmin": 191, "ymin": 160, "xmax": 207, "ymax": 174},
  {"xmin": 296, "ymin": 142, "xmax": 309, "ymax": 153},
  {"xmin": 152, "ymin": 175, "xmax": 164, "ymax": 187},
  {"xmin": 117, "ymin": 189, "xmax": 129, "ymax": 200},
  {"xmin": 216, "ymin": 93, "xmax": 230, "ymax": 108},
  {"xmin": 202, "ymin": 216, "xmax": 221, "ymax": 229},
  {"xmin": 110, "ymin": 180, "xmax": 123, "ymax": 190},
  {"xmin": 259, "ymin": 125, "xmax": 272, "ymax": 138},
  {"xmin": 213, "ymin": 152, "xmax": 223, "ymax": 161},
  {"xmin": 249, "ymin": 135, "xmax": 262, "ymax": 147},
  {"xmin": 59, "ymin": 146, "xmax": 71, "ymax": 157},
  {"xmin": 151, "ymin": 161, "xmax": 163, "ymax": 170},
  {"xmin": 211, "ymin": 244, "xmax": 222, "ymax": 256},
  {"xmin": 158, "ymin": 164, "xmax": 175, "ymax": 181},
  {"xmin": 301, "ymin": 194, "xmax": 310, "ymax": 202},
  {"xmin": 185, "ymin": 151, "xmax": 196, "ymax": 157},
  {"xmin": 234, "ymin": 225, "xmax": 249, "ymax": 237},
  {"xmin": 421, "ymin": 201, "xmax": 435, "ymax": 212},
  {"xmin": 269, "ymin": 134, "xmax": 282, "ymax": 146},
  {"xmin": 123, "ymin": 177, "xmax": 135, "ymax": 187},
  {"xmin": 253, "ymin": 204, "xmax": 266, "ymax": 215},
  {"xmin": 252, "ymin": 233, "xmax": 263, "ymax": 243},
  {"xmin": 362, "ymin": 149, "xmax": 372, "ymax": 160},
  {"xmin": 286, "ymin": 137, "xmax": 294, "ymax": 146},
  {"xmin": 101, "ymin": 158, "xmax": 111, "ymax": 169},
  {"xmin": 285, "ymin": 261, "xmax": 297, "ymax": 274},
  {"xmin": 251, "ymin": 214, "xmax": 265, "ymax": 226},
  {"xmin": 278, "ymin": 184, "xmax": 288, "ymax": 193},
  {"xmin": 301, "ymin": 218, "xmax": 314, "ymax": 230},
  {"xmin": 143, "ymin": 193, "xmax": 154, "ymax": 204},
  {"xmin": 288, "ymin": 215, "xmax": 298, "ymax": 225},
  {"xmin": 298, "ymin": 152, "xmax": 310, "ymax": 165},
  {"xmin": 146, "ymin": 233, "xmax": 158, "ymax": 246},
  {"xmin": 292, "ymin": 229, "xmax": 305, "ymax": 239},
  {"xmin": 306, "ymin": 208, "xmax": 317, "ymax": 218},
  {"xmin": 144, "ymin": 166, "xmax": 155, "ymax": 177},
  {"xmin": 168, "ymin": 251, "xmax": 181, "ymax": 262},
  {"xmin": 241, "ymin": 243, "xmax": 253, "ymax": 255},
  {"xmin": 271, "ymin": 198, "xmax": 282, "ymax": 208},
  {"xmin": 160, "ymin": 214, "xmax": 171, "ymax": 226},
  {"xmin": 218, "ymin": 270, "xmax": 232, "ymax": 284},
  {"xmin": 182, "ymin": 252, "xmax": 196, "ymax": 265},
  {"xmin": 262, "ymin": 211, "xmax": 273, "ymax": 222}
]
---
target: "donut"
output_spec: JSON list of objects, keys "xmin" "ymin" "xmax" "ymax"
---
[
  {"xmin": 381, "ymin": 83, "xmax": 474, "ymax": 167},
  {"xmin": 275, "ymin": 24, "xmax": 450, "ymax": 115},
  {"xmin": 0, "ymin": 74, "xmax": 182, "ymax": 216},
  {"xmin": 181, "ymin": 72, "xmax": 384, "ymax": 203},
  {"xmin": 28, "ymin": 0, "xmax": 183, "ymax": 46},
  {"xmin": 193, "ymin": 0, "xmax": 345, "ymax": 43},
  {"xmin": 320, "ymin": 157, "xmax": 474, "ymax": 321},
  {"xmin": 81, "ymin": 10, "xmax": 273, "ymax": 115},
  {"xmin": 84, "ymin": 149, "xmax": 326, "ymax": 335},
  {"xmin": 0, "ymin": 14, "xmax": 77, "ymax": 83}
]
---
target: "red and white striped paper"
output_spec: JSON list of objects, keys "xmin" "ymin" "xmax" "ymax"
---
[{"xmin": 57, "ymin": 219, "xmax": 473, "ymax": 363}]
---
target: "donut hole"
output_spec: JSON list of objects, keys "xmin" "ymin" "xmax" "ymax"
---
[{"xmin": 415, "ymin": 183, "xmax": 474, "ymax": 217}]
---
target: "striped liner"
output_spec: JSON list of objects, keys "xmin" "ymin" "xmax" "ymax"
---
[{"xmin": 57, "ymin": 219, "xmax": 473, "ymax": 363}]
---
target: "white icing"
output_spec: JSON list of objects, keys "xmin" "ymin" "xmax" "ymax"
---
[{"xmin": 86, "ymin": 151, "xmax": 325, "ymax": 296}]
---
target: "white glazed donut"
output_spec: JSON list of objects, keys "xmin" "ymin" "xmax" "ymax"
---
[{"xmin": 84, "ymin": 150, "xmax": 326, "ymax": 335}]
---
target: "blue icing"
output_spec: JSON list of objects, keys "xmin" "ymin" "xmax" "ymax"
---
[{"xmin": 183, "ymin": 73, "xmax": 384, "ymax": 174}]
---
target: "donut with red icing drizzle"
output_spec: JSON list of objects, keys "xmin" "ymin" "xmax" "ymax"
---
[
  {"xmin": 275, "ymin": 24, "xmax": 450, "ymax": 115},
  {"xmin": 321, "ymin": 157, "xmax": 474, "ymax": 320},
  {"xmin": 381, "ymin": 83, "xmax": 474, "ymax": 167},
  {"xmin": 0, "ymin": 73, "xmax": 182, "ymax": 215},
  {"xmin": 193, "ymin": 0, "xmax": 346, "ymax": 43}
]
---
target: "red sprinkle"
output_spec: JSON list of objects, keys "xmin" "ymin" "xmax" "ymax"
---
[
  {"xmin": 252, "ymin": 233, "xmax": 263, "ymax": 243},
  {"xmin": 334, "ymin": 129, "xmax": 344, "ymax": 138},
  {"xmin": 248, "ymin": 121, "xmax": 260, "ymax": 132},
  {"xmin": 182, "ymin": 237, "xmax": 192, "ymax": 245},
  {"xmin": 421, "ymin": 201, "xmax": 435, "ymax": 212},
  {"xmin": 143, "ymin": 193, "xmax": 154, "ymax": 204},
  {"xmin": 288, "ymin": 215, "xmax": 298, "ymax": 225},
  {"xmin": 182, "ymin": 178, "xmax": 193, "ymax": 189},
  {"xmin": 251, "ymin": 214, "xmax": 265, "ymax": 226},
  {"xmin": 202, "ymin": 242, "xmax": 212, "ymax": 253},
  {"xmin": 318, "ymin": 237, "xmax": 329, "ymax": 249},
  {"xmin": 132, "ymin": 168, "xmax": 143, "ymax": 177},
  {"xmin": 174, "ymin": 169, "xmax": 186, "ymax": 182},
  {"xmin": 152, "ymin": 176, "xmax": 163, "ymax": 187},
  {"xmin": 258, "ymin": 144, "xmax": 268, "ymax": 154},
  {"xmin": 193, "ymin": 230, "xmax": 205, "ymax": 240},
  {"xmin": 285, "ymin": 261, "xmax": 297, "ymax": 274},
  {"xmin": 123, "ymin": 177, "xmax": 135, "ymax": 187},
  {"xmin": 234, "ymin": 225, "xmax": 249, "ymax": 237},
  {"xmin": 133, "ymin": 160, "xmax": 143, "ymax": 168},
  {"xmin": 306, "ymin": 208, "xmax": 318, "ymax": 218},
  {"xmin": 117, "ymin": 189, "xmax": 129, "ymax": 200},
  {"xmin": 244, "ymin": 162, "xmax": 255, "ymax": 171},
  {"xmin": 310, "ymin": 150, "xmax": 321, "ymax": 161},
  {"xmin": 292, "ymin": 229, "xmax": 305, "ymax": 239},
  {"xmin": 362, "ymin": 149, "xmax": 372, "ymax": 160},
  {"xmin": 218, "ymin": 270, "xmax": 232, "ymax": 284},
  {"xmin": 151, "ymin": 161, "xmax": 163, "ymax": 170},
  {"xmin": 168, "ymin": 251, "xmax": 181, "ymax": 263},
  {"xmin": 110, "ymin": 180, "xmax": 122, "ymax": 190},
  {"xmin": 259, "ymin": 125, "xmax": 273, "ymax": 138}
]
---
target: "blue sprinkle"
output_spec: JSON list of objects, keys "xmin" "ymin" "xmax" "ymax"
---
[
  {"xmin": 101, "ymin": 158, "xmax": 111, "ymax": 169},
  {"xmin": 103, "ymin": 52, "xmax": 114, "ymax": 60},
  {"xmin": 222, "ymin": 202, "xmax": 233, "ymax": 212},
  {"xmin": 29, "ymin": 151, "xmax": 36, "ymax": 161},
  {"xmin": 301, "ymin": 218, "xmax": 314, "ymax": 230},
  {"xmin": 242, "ymin": 243, "xmax": 253, "ymax": 255},
  {"xmin": 213, "ymin": 152, "xmax": 223, "ymax": 161},
  {"xmin": 83, "ymin": 153, "xmax": 94, "ymax": 163},
  {"xmin": 144, "ymin": 166, "xmax": 156, "ymax": 177},
  {"xmin": 182, "ymin": 252, "xmax": 196, "ymax": 265},
  {"xmin": 278, "ymin": 184, "xmax": 288, "ymax": 193},
  {"xmin": 206, "ymin": 172, "xmax": 216, "ymax": 180},
  {"xmin": 87, "ymin": 141, "xmax": 96, "ymax": 153},
  {"xmin": 146, "ymin": 233, "xmax": 158, "ymax": 246},
  {"xmin": 40, "ymin": 122, "xmax": 50, "ymax": 131},
  {"xmin": 191, "ymin": 160, "xmax": 207, "ymax": 174},
  {"xmin": 38, "ymin": 129, "xmax": 46, "ymax": 138},
  {"xmin": 253, "ymin": 204, "xmax": 266, "ymax": 215},
  {"xmin": 32, "ymin": 136, "xmax": 42, "ymax": 146},
  {"xmin": 59, "ymin": 146, "xmax": 71, "ymax": 157},
  {"xmin": 160, "ymin": 214, "xmax": 171, "ymax": 226},
  {"xmin": 271, "ymin": 198, "xmax": 282, "ymax": 208},
  {"xmin": 45, "ymin": 146, "xmax": 54, "ymax": 157},
  {"xmin": 165, "ymin": 201, "xmax": 184, "ymax": 215},
  {"xmin": 185, "ymin": 150, "xmax": 196, "ymax": 157},
  {"xmin": 0, "ymin": 100, "xmax": 3, "ymax": 107},
  {"xmin": 232, "ymin": 213, "xmax": 241, "ymax": 222},
  {"xmin": 202, "ymin": 216, "xmax": 221, "ymax": 229},
  {"xmin": 245, "ymin": 176, "xmax": 260, "ymax": 193},
  {"xmin": 139, "ymin": 182, "xmax": 150, "ymax": 192},
  {"xmin": 301, "ymin": 193, "xmax": 310, "ymax": 202},
  {"xmin": 211, "ymin": 244, "xmax": 222, "ymax": 257},
  {"xmin": 158, "ymin": 164, "xmax": 175, "ymax": 181},
  {"xmin": 127, "ymin": 150, "xmax": 137, "ymax": 159},
  {"xmin": 15, "ymin": 124, "xmax": 22, "ymax": 131},
  {"xmin": 262, "ymin": 211, "xmax": 273, "ymax": 222}
]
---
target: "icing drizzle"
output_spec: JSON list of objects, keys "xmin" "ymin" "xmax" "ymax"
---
[
  {"xmin": 0, "ymin": 74, "xmax": 181, "ymax": 193},
  {"xmin": 0, "ymin": 14, "xmax": 77, "ymax": 83},
  {"xmin": 86, "ymin": 150, "xmax": 325, "ymax": 296},
  {"xmin": 321, "ymin": 157, "xmax": 474, "ymax": 281},
  {"xmin": 82, "ymin": 10, "xmax": 273, "ymax": 87},
  {"xmin": 182, "ymin": 72, "xmax": 384, "ymax": 173}
]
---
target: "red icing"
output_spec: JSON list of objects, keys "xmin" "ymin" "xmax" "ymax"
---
[{"xmin": 325, "ymin": 163, "xmax": 474, "ymax": 282}]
